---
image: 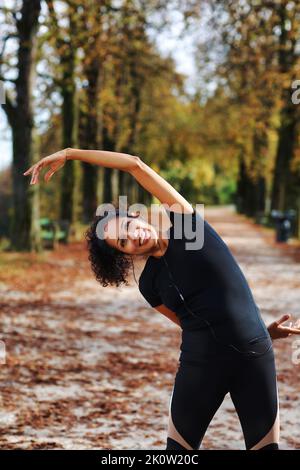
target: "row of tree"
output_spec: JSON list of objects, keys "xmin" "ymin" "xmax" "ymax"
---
[
  {"xmin": 0, "ymin": 0, "xmax": 205, "ymax": 250},
  {"xmin": 197, "ymin": 0, "xmax": 300, "ymax": 220},
  {"xmin": 1, "ymin": 0, "xmax": 300, "ymax": 251}
]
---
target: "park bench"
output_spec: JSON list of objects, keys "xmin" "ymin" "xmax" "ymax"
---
[{"xmin": 40, "ymin": 217, "xmax": 70, "ymax": 249}]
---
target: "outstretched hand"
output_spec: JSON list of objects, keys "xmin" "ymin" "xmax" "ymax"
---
[
  {"xmin": 268, "ymin": 314, "xmax": 300, "ymax": 340},
  {"xmin": 23, "ymin": 149, "xmax": 68, "ymax": 184}
]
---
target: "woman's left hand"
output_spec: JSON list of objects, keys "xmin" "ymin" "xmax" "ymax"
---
[
  {"xmin": 268, "ymin": 314, "xmax": 300, "ymax": 340},
  {"xmin": 23, "ymin": 149, "xmax": 68, "ymax": 184}
]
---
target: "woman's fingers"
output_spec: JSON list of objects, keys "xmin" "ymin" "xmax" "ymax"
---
[
  {"xmin": 23, "ymin": 164, "xmax": 36, "ymax": 176},
  {"xmin": 294, "ymin": 319, "xmax": 300, "ymax": 328},
  {"xmin": 286, "ymin": 327, "xmax": 300, "ymax": 335},
  {"xmin": 25, "ymin": 160, "xmax": 44, "ymax": 178},
  {"xmin": 269, "ymin": 314, "xmax": 300, "ymax": 340},
  {"xmin": 281, "ymin": 326, "xmax": 300, "ymax": 335},
  {"xmin": 44, "ymin": 161, "xmax": 65, "ymax": 182},
  {"xmin": 276, "ymin": 314, "xmax": 291, "ymax": 326},
  {"xmin": 24, "ymin": 154, "xmax": 66, "ymax": 183},
  {"xmin": 44, "ymin": 168, "xmax": 54, "ymax": 182},
  {"xmin": 31, "ymin": 162, "xmax": 44, "ymax": 184},
  {"xmin": 30, "ymin": 165, "xmax": 40, "ymax": 184},
  {"xmin": 44, "ymin": 166, "xmax": 58, "ymax": 182},
  {"xmin": 279, "ymin": 315, "xmax": 300, "ymax": 331}
]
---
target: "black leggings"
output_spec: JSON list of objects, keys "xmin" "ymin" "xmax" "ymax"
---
[{"xmin": 166, "ymin": 330, "xmax": 279, "ymax": 450}]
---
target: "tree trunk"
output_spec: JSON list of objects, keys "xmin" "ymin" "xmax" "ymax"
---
[
  {"xmin": 102, "ymin": 124, "xmax": 114, "ymax": 203},
  {"xmin": 59, "ymin": 20, "xmax": 78, "ymax": 223},
  {"xmin": 120, "ymin": 59, "xmax": 143, "ymax": 206},
  {"xmin": 271, "ymin": 3, "xmax": 298, "ymax": 212},
  {"xmin": 3, "ymin": 0, "xmax": 41, "ymax": 251},
  {"xmin": 271, "ymin": 96, "xmax": 297, "ymax": 211},
  {"xmin": 80, "ymin": 55, "xmax": 101, "ymax": 222},
  {"xmin": 251, "ymin": 130, "xmax": 267, "ymax": 216}
]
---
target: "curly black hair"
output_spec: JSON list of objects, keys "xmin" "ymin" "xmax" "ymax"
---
[{"xmin": 85, "ymin": 210, "xmax": 138, "ymax": 288}]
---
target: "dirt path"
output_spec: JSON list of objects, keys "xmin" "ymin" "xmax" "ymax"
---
[{"xmin": 0, "ymin": 206, "xmax": 299, "ymax": 449}]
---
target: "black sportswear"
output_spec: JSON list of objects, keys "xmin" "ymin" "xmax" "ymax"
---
[
  {"xmin": 138, "ymin": 207, "xmax": 279, "ymax": 450},
  {"xmin": 139, "ymin": 207, "xmax": 270, "ymax": 351}
]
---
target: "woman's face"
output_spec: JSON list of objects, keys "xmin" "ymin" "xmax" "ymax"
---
[{"xmin": 103, "ymin": 214, "xmax": 159, "ymax": 255}]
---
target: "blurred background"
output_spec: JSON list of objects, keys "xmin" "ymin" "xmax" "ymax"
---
[
  {"xmin": 0, "ymin": 0, "xmax": 299, "ymax": 450},
  {"xmin": 1, "ymin": 0, "xmax": 300, "ymax": 251}
]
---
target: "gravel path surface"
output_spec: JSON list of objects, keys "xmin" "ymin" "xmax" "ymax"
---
[{"xmin": 0, "ymin": 206, "xmax": 299, "ymax": 449}]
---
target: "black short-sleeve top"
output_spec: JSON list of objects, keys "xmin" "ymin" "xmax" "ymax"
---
[{"xmin": 138, "ymin": 206, "xmax": 269, "ymax": 346}]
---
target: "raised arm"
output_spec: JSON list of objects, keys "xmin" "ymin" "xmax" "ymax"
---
[
  {"xmin": 23, "ymin": 148, "xmax": 193, "ymax": 214},
  {"xmin": 128, "ymin": 157, "xmax": 193, "ymax": 214}
]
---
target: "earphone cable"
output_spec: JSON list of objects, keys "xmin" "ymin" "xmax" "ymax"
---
[{"xmin": 157, "ymin": 239, "xmax": 271, "ymax": 357}]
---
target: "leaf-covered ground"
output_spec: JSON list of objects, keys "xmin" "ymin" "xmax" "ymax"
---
[{"xmin": 0, "ymin": 206, "xmax": 299, "ymax": 449}]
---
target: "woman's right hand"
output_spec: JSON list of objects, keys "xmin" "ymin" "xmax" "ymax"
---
[
  {"xmin": 268, "ymin": 314, "xmax": 300, "ymax": 340},
  {"xmin": 23, "ymin": 148, "xmax": 69, "ymax": 184}
]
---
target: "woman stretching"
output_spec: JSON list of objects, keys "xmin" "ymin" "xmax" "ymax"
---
[{"xmin": 24, "ymin": 148, "xmax": 300, "ymax": 450}]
